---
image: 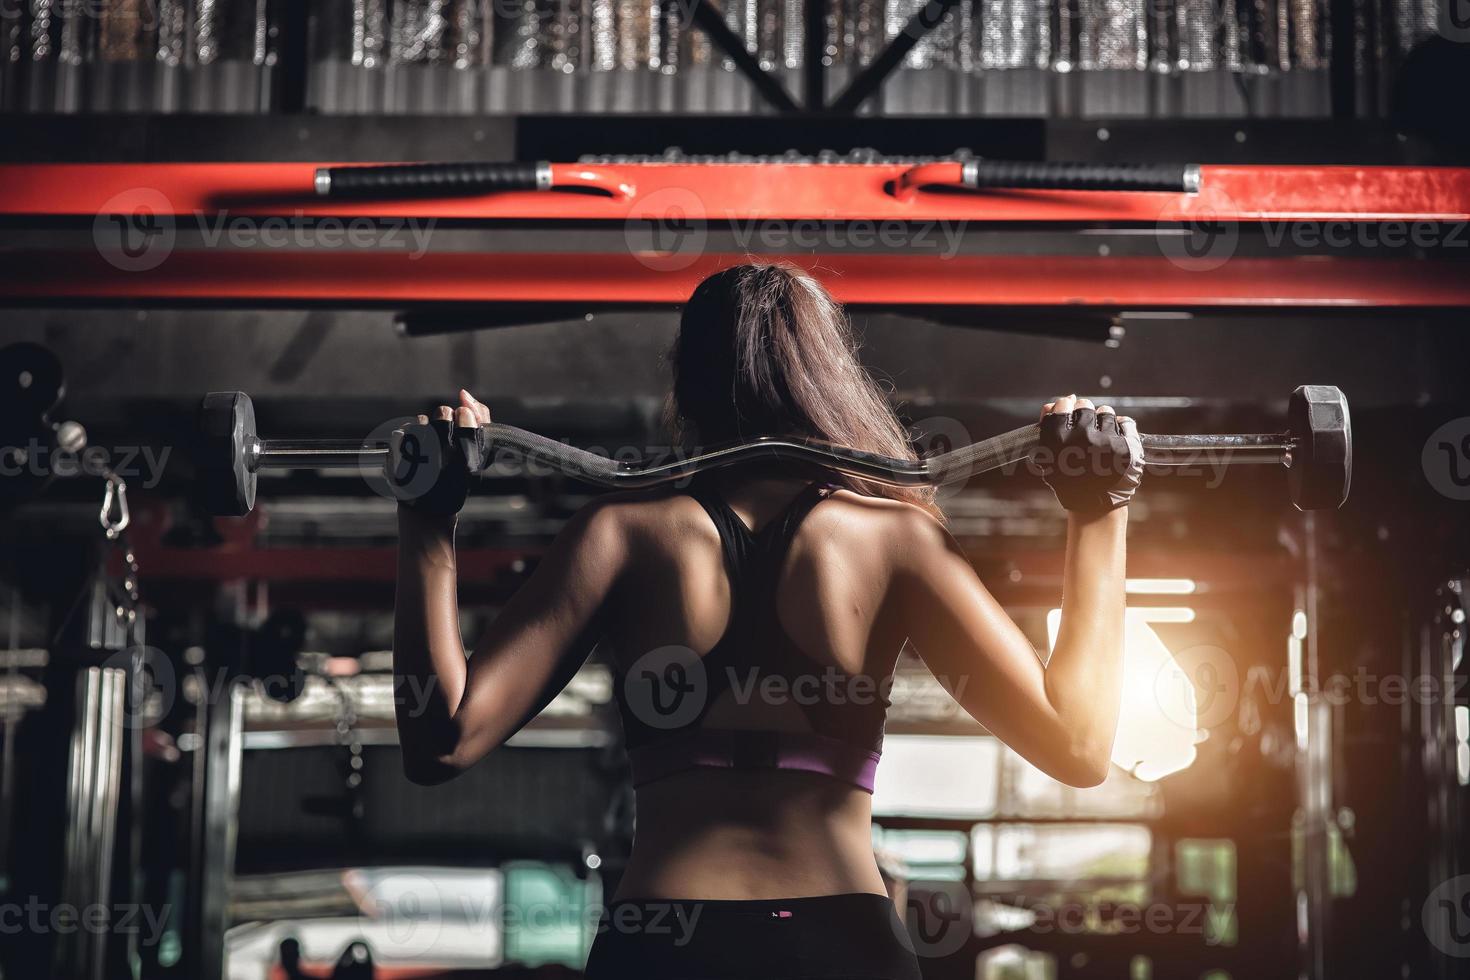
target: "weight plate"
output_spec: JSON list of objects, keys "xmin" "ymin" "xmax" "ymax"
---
[
  {"xmin": 199, "ymin": 391, "xmax": 257, "ymax": 516},
  {"xmin": 1287, "ymin": 385, "xmax": 1352, "ymax": 511}
]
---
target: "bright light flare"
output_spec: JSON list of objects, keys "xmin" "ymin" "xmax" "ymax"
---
[
  {"xmin": 1048, "ymin": 607, "xmax": 1200, "ymax": 783},
  {"xmin": 1125, "ymin": 578, "xmax": 1197, "ymax": 595}
]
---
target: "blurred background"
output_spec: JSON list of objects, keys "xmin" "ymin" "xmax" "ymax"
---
[
  {"xmin": 2, "ymin": 2, "xmax": 1470, "ymax": 980},
  {"xmin": 0, "ymin": 0, "xmax": 1456, "ymax": 116}
]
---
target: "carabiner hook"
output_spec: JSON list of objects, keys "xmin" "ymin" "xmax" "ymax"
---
[{"xmin": 100, "ymin": 472, "xmax": 130, "ymax": 540}]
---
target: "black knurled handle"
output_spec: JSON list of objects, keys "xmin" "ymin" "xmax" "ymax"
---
[
  {"xmin": 963, "ymin": 161, "xmax": 1201, "ymax": 193},
  {"xmin": 315, "ymin": 162, "xmax": 545, "ymax": 198}
]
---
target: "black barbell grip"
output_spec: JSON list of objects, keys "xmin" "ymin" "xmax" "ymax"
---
[
  {"xmin": 919, "ymin": 426, "xmax": 1289, "ymax": 484},
  {"xmin": 962, "ymin": 160, "xmax": 1202, "ymax": 194},
  {"xmin": 314, "ymin": 162, "xmax": 551, "ymax": 198}
]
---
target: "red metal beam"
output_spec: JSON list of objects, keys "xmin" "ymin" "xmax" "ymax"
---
[
  {"xmin": 3, "ymin": 249, "xmax": 1466, "ymax": 307},
  {"xmin": 1, "ymin": 162, "xmax": 1467, "ymax": 223}
]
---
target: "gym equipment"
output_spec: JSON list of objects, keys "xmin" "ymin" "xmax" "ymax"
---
[
  {"xmin": 0, "ymin": 341, "xmax": 88, "ymax": 514},
  {"xmin": 246, "ymin": 609, "xmax": 308, "ymax": 705},
  {"xmin": 278, "ymin": 937, "xmax": 374, "ymax": 980},
  {"xmin": 197, "ymin": 386, "xmax": 1351, "ymax": 517},
  {"xmin": 0, "ymin": 342, "xmax": 64, "ymax": 422},
  {"xmin": 314, "ymin": 160, "xmax": 632, "ymax": 199},
  {"xmin": 893, "ymin": 159, "xmax": 1201, "ymax": 198},
  {"xmin": 313, "ymin": 158, "xmax": 1199, "ymax": 200},
  {"xmin": 5, "ymin": 161, "xmax": 1467, "ymax": 309},
  {"xmin": 56, "ymin": 666, "xmax": 128, "ymax": 980}
]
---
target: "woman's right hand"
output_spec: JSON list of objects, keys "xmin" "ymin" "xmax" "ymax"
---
[
  {"xmin": 389, "ymin": 390, "xmax": 494, "ymax": 519},
  {"xmin": 894, "ymin": 397, "xmax": 1132, "ymax": 786},
  {"xmin": 1035, "ymin": 394, "xmax": 1143, "ymax": 514}
]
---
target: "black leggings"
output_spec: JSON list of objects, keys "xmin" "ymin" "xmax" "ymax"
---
[{"xmin": 583, "ymin": 893, "xmax": 924, "ymax": 980}]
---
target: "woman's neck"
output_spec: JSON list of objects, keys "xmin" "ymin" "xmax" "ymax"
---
[{"xmin": 710, "ymin": 461, "xmax": 827, "ymax": 494}]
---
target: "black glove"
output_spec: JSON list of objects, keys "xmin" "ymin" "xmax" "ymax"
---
[
  {"xmin": 387, "ymin": 416, "xmax": 492, "ymax": 516},
  {"xmin": 1034, "ymin": 408, "xmax": 1143, "ymax": 514}
]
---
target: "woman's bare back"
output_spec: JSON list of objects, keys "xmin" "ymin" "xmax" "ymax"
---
[{"xmin": 600, "ymin": 476, "xmax": 914, "ymax": 900}]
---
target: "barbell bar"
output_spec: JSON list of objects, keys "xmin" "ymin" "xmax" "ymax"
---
[{"xmin": 198, "ymin": 385, "xmax": 1351, "ymax": 517}]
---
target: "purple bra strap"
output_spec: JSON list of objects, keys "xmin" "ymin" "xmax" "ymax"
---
[{"xmin": 628, "ymin": 728, "xmax": 881, "ymax": 794}]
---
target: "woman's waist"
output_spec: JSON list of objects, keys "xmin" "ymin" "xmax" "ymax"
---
[
  {"xmin": 625, "ymin": 726, "xmax": 884, "ymax": 792},
  {"xmin": 630, "ymin": 811, "xmax": 877, "ymax": 861},
  {"xmin": 615, "ymin": 845, "xmax": 889, "ymax": 904},
  {"xmin": 600, "ymin": 892, "xmax": 897, "ymax": 921},
  {"xmin": 631, "ymin": 765, "xmax": 876, "ymax": 829},
  {"xmin": 620, "ymin": 771, "xmax": 886, "ymax": 900}
]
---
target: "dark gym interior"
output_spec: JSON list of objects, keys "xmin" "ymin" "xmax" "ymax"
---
[{"xmin": 2, "ymin": 2, "xmax": 1470, "ymax": 979}]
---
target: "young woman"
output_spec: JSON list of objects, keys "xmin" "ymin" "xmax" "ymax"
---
[{"xmin": 392, "ymin": 263, "xmax": 1141, "ymax": 979}]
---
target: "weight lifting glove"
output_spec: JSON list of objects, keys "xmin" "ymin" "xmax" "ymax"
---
[
  {"xmin": 387, "ymin": 417, "xmax": 493, "ymax": 516},
  {"xmin": 1034, "ymin": 408, "xmax": 1144, "ymax": 514}
]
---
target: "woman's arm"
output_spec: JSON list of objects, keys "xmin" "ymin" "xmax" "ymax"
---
[
  {"xmin": 896, "ymin": 396, "xmax": 1131, "ymax": 787},
  {"xmin": 393, "ymin": 392, "xmax": 627, "ymax": 785}
]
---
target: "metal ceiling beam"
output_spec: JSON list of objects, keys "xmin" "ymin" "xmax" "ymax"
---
[
  {"xmin": 830, "ymin": 0, "xmax": 966, "ymax": 113},
  {"xmin": 687, "ymin": 1, "xmax": 802, "ymax": 114}
]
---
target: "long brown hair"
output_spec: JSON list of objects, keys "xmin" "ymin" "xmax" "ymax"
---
[{"xmin": 668, "ymin": 263, "xmax": 940, "ymax": 518}]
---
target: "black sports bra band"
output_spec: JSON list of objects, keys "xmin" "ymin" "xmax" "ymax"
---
[{"xmin": 614, "ymin": 479, "xmax": 889, "ymax": 792}]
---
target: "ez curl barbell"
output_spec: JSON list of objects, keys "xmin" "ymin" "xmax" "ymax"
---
[{"xmin": 197, "ymin": 386, "xmax": 1351, "ymax": 517}]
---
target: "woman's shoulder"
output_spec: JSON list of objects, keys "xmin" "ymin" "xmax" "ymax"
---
[
  {"xmin": 563, "ymin": 486, "xmax": 717, "ymax": 543},
  {"xmin": 563, "ymin": 483, "xmax": 944, "ymax": 553},
  {"xmin": 787, "ymin": 488, "xmax": 951, "ymax": 572},
  {"xmin": 813, "ymin": 487, "xmax": 946, "ymax": 534}
]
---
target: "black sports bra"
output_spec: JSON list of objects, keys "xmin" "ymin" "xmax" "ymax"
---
[{"xmin": 613, "ymin": 479, "xmax": 890, "ymax": 792}]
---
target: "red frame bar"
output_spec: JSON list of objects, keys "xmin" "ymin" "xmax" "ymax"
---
[
  {"xmin": 550, "ymin": 164, "xmax": 635, "ymax": 198},
  {"xmin": 894, "ymin": 161, "xmax": 965, "ymax": 200},
  {"xmin": 2, "ymin": 162, "xmax": 1468, "ymax": 222},
  {"xmin": 4, "ymin": 249, "xmax": 1467, "ymax": 307},
  {"xmin": 5, "ymin": 162, "xmax": 1467, "ymax": 307}
]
